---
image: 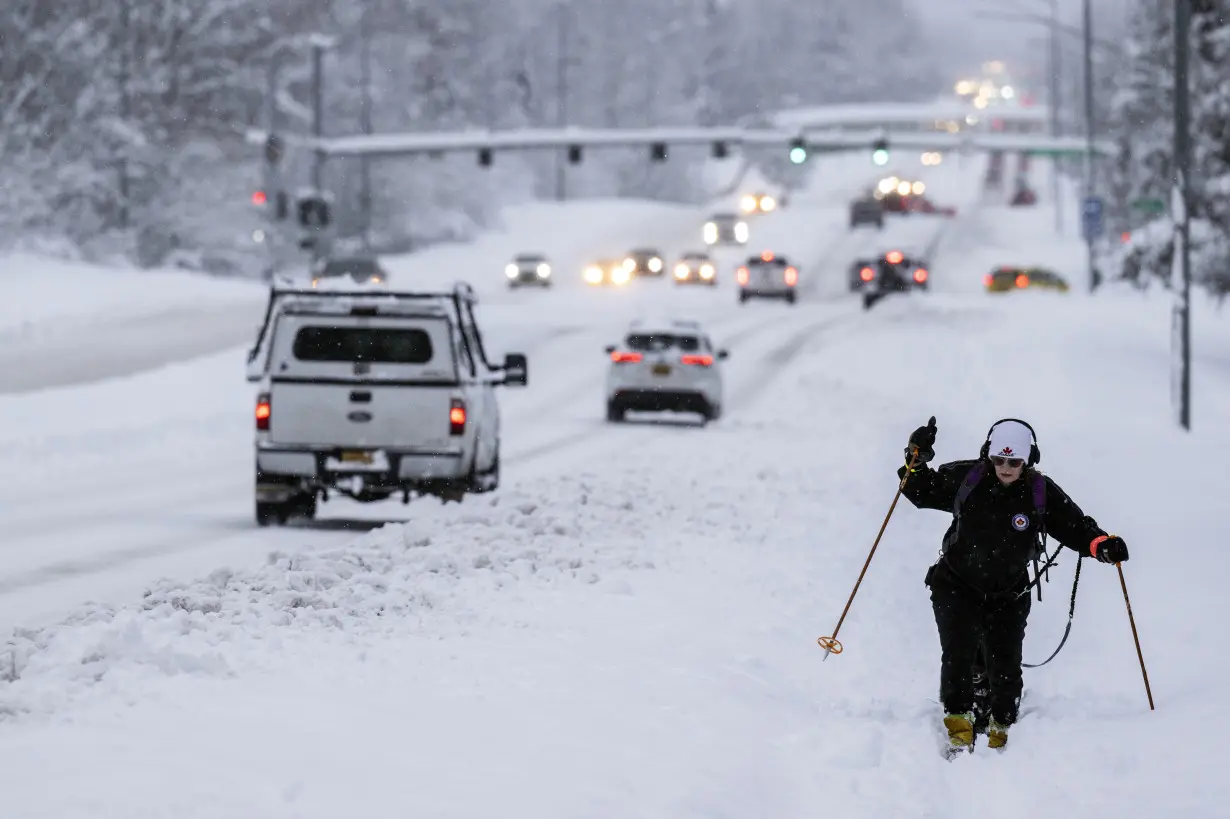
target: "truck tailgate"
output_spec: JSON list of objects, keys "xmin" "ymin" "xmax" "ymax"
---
[{"xmin": 269, "ymin": 381, "xmax": 456, "ymax": 449}]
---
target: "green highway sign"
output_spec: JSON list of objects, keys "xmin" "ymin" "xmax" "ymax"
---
[{"xmin": 1131, "ymin": 197, "xmax": 1166, "ymax": 214}]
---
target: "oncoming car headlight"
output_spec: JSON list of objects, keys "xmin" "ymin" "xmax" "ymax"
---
[
  {"xmin": 537, "ymin": 263, "xmax": 551, "ymax": 278},
  {"xmin": 584, "ymin": 266, "xmax": 603, "ymax": 284},
  {"xmin": 703, "ymin": 223, "xmax": 718, "ymax": 244},
  {"xmin": 674, "ymin": 264, "xmax": 689, "ymax": 278},
  {"xmin": 611, "ymin": 266, "xmax": 631, "ymax": 285},
  {"xmin": 648, "ymin": 257, "xmax": 662, "ymax": 272},
  {"xmin": 505, "ymin": 264, "xmax": 518, "ymax": 278},
  {"xmin": 759, "ymin": 196, "xmax": 776, "ymax": 212},
  {"xmin": 741, "ymin": 195, "xmax": 757, "ymax": 213},
  {"xmin": 700, "ymin": 265, "xmax": 715, "ymax": 279},
  {"xmin": 734, "ymin": 222, "xmax": 749, "ymax": 242}
]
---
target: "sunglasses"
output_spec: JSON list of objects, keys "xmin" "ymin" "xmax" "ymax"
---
[{"xmin": 991, "ymin": 456, "xmax": 1025, "ymax": 468}]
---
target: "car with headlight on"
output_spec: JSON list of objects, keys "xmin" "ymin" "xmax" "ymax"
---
[
  {"xmin": 625, "ymin": 248, "xmax": 665, "ymax": 277},
  {"xmin": 740, "ymin": 192, "xmax": 778, "ymax": 214},
  {"xmin": 736, "ymin": 251, "xmax": 798, "ymax": 304},
  {"xmin": 505, "ymin": 253, "xmax": 552, "ymax": 288},
  {"xmin": 311, "ymin": 256, "xmax": 387, "ymax": 288},
  {"xmin": 583, "ymin": 258, "xmax": 633, "ymax": 287},
  {"xmin": 672, "ymin": 252, "xmax": 717, "ymax": 286},
  {"xmin": 703, "ymin": 213, "xmax": 749, "ymax": 246},
  {"xmin": 604, "ymin": 319, "xmax": 728, "ymax": 424},
  {"xmin": 984, "ymin": 266, "xmax": 1069, "ymax": 293}
]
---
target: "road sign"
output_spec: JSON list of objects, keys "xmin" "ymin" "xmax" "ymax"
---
[
  {"xmin": 1081, "ymin": 195, "xmax": 1104, "ymax": 240},
  {"xmin": 1131, "ymin": 197, "xmax": 1166, "ymax": 214}
]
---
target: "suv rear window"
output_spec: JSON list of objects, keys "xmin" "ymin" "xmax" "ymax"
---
[
  {"xmin": 293, "ymin": 326, "xmax": 434, "ymax": 363},
  {"xmin": 626, "ymin": 333, "xmax": 701, "ymax": 352}
]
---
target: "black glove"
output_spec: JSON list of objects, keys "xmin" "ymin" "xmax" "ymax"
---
[
  {"xmin": 905, "ymin": 416, "xmax": 937, "ymax": 464},
  {"xmin": 1093, "ymin": 535, "xmax": 1129, "ymax": 564}
]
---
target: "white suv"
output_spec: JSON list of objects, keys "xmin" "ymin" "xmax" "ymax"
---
[{"xmin": 604, "ymin": 320, "xmax": 728, "ymax": 424}]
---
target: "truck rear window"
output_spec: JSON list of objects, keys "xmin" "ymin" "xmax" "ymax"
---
[{"xmin": 292, "ymin": 326, "xmax": 434, "ymax": 363}]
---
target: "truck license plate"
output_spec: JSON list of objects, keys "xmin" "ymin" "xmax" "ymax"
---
[{"xmin": 340, "ymin": 450, "xmax": 373, "ymax": 464}]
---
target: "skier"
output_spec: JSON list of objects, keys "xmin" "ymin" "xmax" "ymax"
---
[{"xmin": 900, "ymin": 417, "xmax": 1129, "ymax": 754}]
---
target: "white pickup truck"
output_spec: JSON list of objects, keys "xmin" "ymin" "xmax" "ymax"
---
[{"xmin": 245, "ymin": 283, "xmax": 527, "ymax": 526}]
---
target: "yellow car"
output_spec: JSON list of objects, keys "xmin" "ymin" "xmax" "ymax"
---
[
  {"xmin": 984, "ymin": 266, "xmax": 1070, "ymax": 293},
  {"xmin": 584, "ymin": 258, "xmax": 633, "ymax": 286},
  {"xmin": 740, "ymin": 193, "xmax": 778, "ymax": 214}
]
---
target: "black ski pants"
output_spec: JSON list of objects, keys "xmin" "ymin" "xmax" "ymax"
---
[{"xmin": 926, "ymin": 562, "xmax": 1031, "ymax": 725}]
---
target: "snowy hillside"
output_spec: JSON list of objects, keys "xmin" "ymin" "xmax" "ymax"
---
[{"xmin": 2, "ymin": 153, "xmax": 1227, "ymax": 818}]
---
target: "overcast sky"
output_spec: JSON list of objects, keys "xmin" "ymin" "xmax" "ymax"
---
[{"xmin": 912, "ymin": 0, "xmax": 1134, "ymax": 86}]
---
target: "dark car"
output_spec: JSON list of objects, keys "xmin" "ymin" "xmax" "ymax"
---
[
  {"xmin": 858, "ymin": 250, "xmax": 930, "ymax": 308},
  {"xmin": 849, "ymin": 198, "xmax": 884, "ymax": 229},
  {"xmin": 311, "ymin": 256, "xmax": 387, "ymax": 287},
  {"xmin": 625, "ymin": 248, "xmax": 665, "ymax": 277}
]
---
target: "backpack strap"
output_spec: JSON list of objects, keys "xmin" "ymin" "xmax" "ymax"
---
[
  {"xmin": 942, "ymin": 462, "xmax": 988, "ymax": 554},
  {"xmin": 1030, "ymin": 471, "xmax": 1049, "ymax": 600}
]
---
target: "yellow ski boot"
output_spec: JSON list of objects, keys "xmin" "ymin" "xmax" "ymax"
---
[
  {"xmin": 987, "ymin": 720, "xmax": 1009, "ymax": 751},
  {"xmin": 943, "ymin": 712, "xmax": 975, "ymax": 758}
]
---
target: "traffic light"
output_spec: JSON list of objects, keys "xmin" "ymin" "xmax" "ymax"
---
[
  {"xmin": 275, "ymin": 190, "xmax": 289, "ymax": 220},
  {"xmin": 568, "ymin": 144, "xmax": 582, "ymax": 164},
  {"xmin": 252, "ymin": 190, "xmax": 268, "ymax": 206},
  {"xmin": 298, "ymin": 195, "xmax": 331, "ymax": 229},
  {"xmin": 872, "ymin": 138, "xmax": 890, "ymax": 166},
  {"xmin": 478, "ymin": 147, "xmax": 493, "ymax": 167},
  {"xmin": 651, "ymin": 142, "xmax": 667, "ymax": 162},
  {"xmin": 789, "ymin": 137, "xmax": 807, "ymax": 164},
  {"xmin": 712, "ymin": 141, "xmax": 728, "ymax": 159}
]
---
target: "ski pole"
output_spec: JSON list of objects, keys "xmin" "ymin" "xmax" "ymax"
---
[
  {"xmin": 1116, "ymin": 563, "xmax": 1155, "ymax": 710},
  {"xmin": 818, "ymin": 444, "xmax": 922, "ymax": 660}
]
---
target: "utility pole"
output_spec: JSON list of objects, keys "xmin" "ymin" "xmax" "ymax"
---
[
  {"xmin": 117, "ymin": 0, "xmax": 132, "ymax": 232},
  {"xmin": 1047, "ymin": 0, "xmax": 1063, "ymax": 234},
  {"xmin": 1082, "ymin": 0, "xmax": 1096, "ymax": 291},
  {"xmin": 555, "ymin": 4, "xmax": 568, "ymax": 202},
  {"xmin": 1173, "ymin": 0, "xmax": 1193, "ymax": 430},
  {"xmin": 359, "ymin": 4, "xmax": 373, "ymax": 250},
  {"xmin": 311, "ymin": 38, "xmax": 326, "ymax": 192}
]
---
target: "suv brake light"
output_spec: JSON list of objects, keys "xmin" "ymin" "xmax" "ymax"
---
[
  {"xmin": 860, "ymin": 266, "xmax": 875, "ymax": 281},
  {"xmin": 611, "ymin": 351, "xmax": 643, "ymax": 363},
  {"xmin": 680, "ymin": 354, "xmax": 713, "ymax": 366},
  {"xmin": 256, "ymin": 393, "xmax": 271, "ymax": 431},
  {"xmin": 784, "ymin": 266, "xmax": 798, "ymax": 285},
  {"xmin": 737, "ymin": 267, "xmax": 749, "ymax": 285},
  {"xmin": 449, "ymin": 399, "xmax": 466, "ymax": 435},
  {"xmin": 913, "ymin": 268, "xmax": 928, "ymax": 283}
]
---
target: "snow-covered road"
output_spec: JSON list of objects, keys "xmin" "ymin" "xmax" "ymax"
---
[{"xmin": 18, "ymin": 155, "xmax": 1229, "ymax": 817}]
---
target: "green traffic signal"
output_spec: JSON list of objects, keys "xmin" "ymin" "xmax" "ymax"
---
[
  {"xmin": 872, "ymin": 148, "xmax": 889, "ymax": 166},
  {"xmin": 790, "ymin": 146, "xmax": 807, "ymax": 164}
]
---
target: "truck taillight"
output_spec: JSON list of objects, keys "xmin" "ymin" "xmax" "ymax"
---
[
  {"xmin": 913, "ymin": 268, "xmax": 928, "ymax": 283},
  {"xmin": 256, "ymin": 393, "xmax": 271, "ymax": 430},
  {"xmin": 680, "ymin": 354, "xmax": 713, "ymax": 366},
  {"xmin": 860, "ymin": 266, "xmax": 875, "ymax": 281},
  {"xmin": 449, "ymin": 399, "xmax": 466, "ymax": 435},
  {"xmin": 784, "ymin": 266, "xmax": 798, "ymax": 286},
  {"xmin": 737, "ymin": 267, "xmax": 749, "ymax": 285}
]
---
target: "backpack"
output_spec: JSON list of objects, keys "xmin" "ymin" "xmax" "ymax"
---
[{"xmin": 942, "ymin": 461, "xmax": 1051, "ymax": 599}]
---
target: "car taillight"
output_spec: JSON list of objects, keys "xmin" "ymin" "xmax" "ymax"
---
[
  {"xmin": 860, "ymin": 266, "xmax": 875, "ymax": 281},
  {"xmin": 680, "ymin": 354, "xmax": 714, "ymax": 366},
  {"xmin": 983, "ymin": 274, "xmax": 993, "ymax": 287},
  {"xmin": 1015, "ymin": 274, "xmax": 1029, "ymax": 288},
  {"xmin": 611, "ymin": 351, "xmax": 643, "ymax": 363},
  {"xmin": 256, "ymin": 393, "xmax": 271, "ymax": 431},
  {"xmin": 913, "ymin": 268, "xmax": 928, "ymax": 283},
  {"xmin": 784, "ymin": 266, "xmax": 798, "ymax": 286},
  {"xmin": 737, "ymin": 267, "xmax": 749, "ymax": 285},
  {"xmin": 449, "ymin": 399, "xmax": 466, "ymax": 435},
  {"xmin": 886, "ymin": 250, "xmax": 904, "ymax": 264}
]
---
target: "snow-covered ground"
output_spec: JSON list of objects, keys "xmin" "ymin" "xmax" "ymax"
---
[{"xmin": 6, "ymin": 153, "xmax": 1224, "ymax": 817}]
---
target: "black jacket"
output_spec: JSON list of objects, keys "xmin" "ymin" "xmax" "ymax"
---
[{"xmin": 898, "ymin": 459, "xmax": 1106, "ymax": 594}]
